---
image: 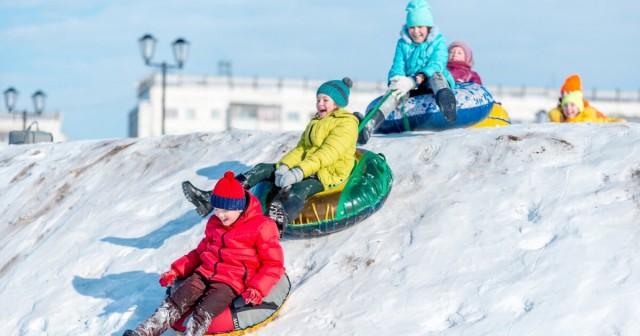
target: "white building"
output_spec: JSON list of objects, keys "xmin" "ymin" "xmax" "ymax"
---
[
  {"xmin": 129, "ymin": 74, "xmax": 387, "ymax": 137},
  {"xmin": 129, "ymin": 74, "xmax": 640, "ymax": 137},
  {"xmin": 0, "ymin": 110, "xmax": 67, "ymax": 145}
]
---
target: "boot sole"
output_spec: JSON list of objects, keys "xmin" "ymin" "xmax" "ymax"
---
[
  {"xmin": 182, "ymin": 181, "xmax": 213, "ymax": 218},
  {"xmin": 357, "ymin": 129, "xmax": 371, "ymax": 145},
  {"xmin": 354, "ymin": 111, "xmax": 370, "ymax": 145},
  {"xmin": 268, "ymin": 200, "xmax": 288, "ymax": 237},
  {"xmin": 437, "ymin": 90, "xmax": 457, "ymax": 123}
]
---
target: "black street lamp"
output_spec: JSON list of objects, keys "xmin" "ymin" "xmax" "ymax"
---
[
  {"xmin": 3, "ymin": 87, "xmax": 47, "ymax": 130},
  {"xmin": 138, "ymin": 34, "xmax": 190, "ymax": 135}
]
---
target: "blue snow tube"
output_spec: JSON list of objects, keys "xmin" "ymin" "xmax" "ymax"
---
[{"xmin": 367, "ymin": 82, "xmax": 495, "ymax": 133}]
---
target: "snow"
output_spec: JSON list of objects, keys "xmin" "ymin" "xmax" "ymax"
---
[{"xmin": 1, "ymin": 123, "xmax": 640, "ymax": 335}]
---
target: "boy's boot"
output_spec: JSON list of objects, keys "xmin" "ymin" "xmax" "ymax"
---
[
  {"xmin": 128, "ymin": 300, "xmax": 182, "ymax": 336},
  {"xmin": 282, "ymin": 194, "xmax": 305, "ymax": 225},
  {"xmin": 235, "ymin": 173, "xmax": 251, "ymax": 189},
  {"xmin": 268, "ymin": 199, "xmax": 288, "ymax": 237},
  {"xmin": 269, "ymin": 193, "xmax": 306, "ymax": 237},
  {"xmin": 429, "ymin": 72, "xmax": 457, "ymax": 123},
  {"xmin": 182, "ymin": 181, "xmax": 213, "ymax": 218}
]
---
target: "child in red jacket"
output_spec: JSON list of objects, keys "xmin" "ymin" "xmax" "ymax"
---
[{"xmin": 123, "ymin": 171, "xmax": 285, "ymax": 336}]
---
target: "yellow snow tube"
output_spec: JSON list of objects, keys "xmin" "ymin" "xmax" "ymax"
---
[{"xmin": 469, "ymin": 103, "xmax": 511, "ymax": 128}]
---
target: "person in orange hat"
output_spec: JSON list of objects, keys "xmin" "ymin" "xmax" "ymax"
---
[
  {"xmin": 548, "ymin": 74, "xmax": 624, "ymax": 123},
  {"xmin": 556, "ymin": 91, "xmax": 625, "ymax": 123}
]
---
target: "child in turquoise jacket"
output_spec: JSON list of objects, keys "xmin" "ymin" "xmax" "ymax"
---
[{"xmin": 358, "ymin": 0, "xmax": 457, "ymax": 144}]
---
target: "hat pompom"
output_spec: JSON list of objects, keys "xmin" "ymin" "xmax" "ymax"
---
[{"xmin": 342, "ymin": 77, "xmax": 353, "ymax": 89}]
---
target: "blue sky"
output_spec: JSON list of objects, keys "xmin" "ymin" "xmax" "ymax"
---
[{"xmin": 1, "ymin": 0, "xmax": 638, "ymax": 140}]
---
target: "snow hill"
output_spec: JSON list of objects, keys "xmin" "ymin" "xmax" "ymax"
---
[{"xmin": 1, "ymin": 123, "xmax": 639, "ymax": 335}]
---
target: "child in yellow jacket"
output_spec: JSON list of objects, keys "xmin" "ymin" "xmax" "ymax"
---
[
  {"xmin": 182, "ymin": 78, "xmax": 359, "ymax": 235},
  {"xmin": 558, "ymin": 91, "xmax": 625, "ymax": 123},
  {"xmin": 548, "ymin": 74, "xmax": 624, "ymax": 123}
]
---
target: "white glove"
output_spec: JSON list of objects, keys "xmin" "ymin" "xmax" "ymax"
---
[
  {"xmin": 277, "ymin": 167, "xmax": 304, "ymax": 188},
  {"xmin": 389, "ymin": 76, "xmax": 416, "ymax": 99},
  {"xmin": 389, "ymin": 76, "xmax": 403, "ymax": 84},
  {"xmin": 274, "ymin": 164, "xmax": 289, "ymax": 186}
]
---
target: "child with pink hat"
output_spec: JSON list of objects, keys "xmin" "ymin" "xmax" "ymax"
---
[{"xmin": 447, "ymin": 40, "xmax": 483, "ymax": 85}]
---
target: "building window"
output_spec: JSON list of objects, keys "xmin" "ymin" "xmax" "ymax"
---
[
  {"xmin": 166, "ymin": 108, "xmax": 178, "ymax": 118},
  {"xmin": 186, "ymin": 109, "xmax": 196, "ymax": 119},
  {"xmin": 229, "ymin": 103, "xmax": 281, "ymax": 121},
  {"xmin": 211, "ymin": 110, "xmax": 220, "ymax": 119},
  {"xmin": 286, "ymin": 112, "xmax": 299, "ymax": 122}
]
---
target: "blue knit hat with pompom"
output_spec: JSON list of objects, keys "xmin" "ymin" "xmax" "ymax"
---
[
  {"xmin": 210, "ymin": 171, "xmax": 246, "ymax": 211},
  {"xmin": 316, "ymin": 77, "xmax": 353, "ymax": 107}
]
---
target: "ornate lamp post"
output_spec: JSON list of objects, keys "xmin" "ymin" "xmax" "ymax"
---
[
  {"xmin": 4, "ymin": 87, "xmax": 46, "ymax": 130},
  {"xmin": 138, "ymin": 34, "xmax": 190, "ymax": 135}
]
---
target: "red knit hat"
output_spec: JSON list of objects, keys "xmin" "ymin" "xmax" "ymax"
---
[
  {"xmin": 561, "ymin": 74, "xmax": 582, "ymax": 92},
  {"xmin": 210, "ymin": 171, "xmax": 246, "ymax": 210}
]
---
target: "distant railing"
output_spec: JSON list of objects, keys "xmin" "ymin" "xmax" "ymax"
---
[
  {"xmin": 0, "ymin": 111, "xmax": 62, "ymax": 120},
  {"xmin": 487, "ymin": 85, "xmax": 640, "ymax": 103},
  {"xmin": 136, "ymin": 74, "xmax": 640, "ymax": 103}
]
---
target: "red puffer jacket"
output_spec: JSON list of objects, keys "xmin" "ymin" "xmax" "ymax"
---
[{"xmin": 170, "ymin": 192, "xmax": 285, "ymax": 296}]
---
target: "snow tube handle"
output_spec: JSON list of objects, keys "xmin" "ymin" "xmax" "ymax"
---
[{"xmin": 233, "ymin": 296, "xmax": 247, "ymax": 309}]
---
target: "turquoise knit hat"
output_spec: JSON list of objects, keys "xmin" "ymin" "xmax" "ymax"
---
[
  {"xmin": 406, "ymin": 0, "xmax": 433, "ymax": 28},
  {"xmin": 316, "ymin": 77, "xmax": 353, "ymax": 107}
]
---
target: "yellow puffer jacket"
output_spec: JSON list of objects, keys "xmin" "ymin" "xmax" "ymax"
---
[
  {"xmin": 278, "ymin": 108, "xmax": 358, "ymax": 190},
  {"xmin": 548, "ymin": 106, "xmax": 625, "ymax": 123},
  {"xmin": 548, "ymin": 107, "xmax": 564, "ymax": 122}
]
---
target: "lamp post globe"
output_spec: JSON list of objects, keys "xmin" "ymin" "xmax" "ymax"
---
[
  {"xmin": 4, "ymin": 87, "xmax": 18, "ymax": 112},
  {"xmin": 32, "ymin": 90, "xmax": 46, "ymax": 115},
  {"xmin": 138, "ymin": 34, "xmax": 157, "ymax": 65},
  {"xmin": 172, "ymin": 38, "xmax": 190, "ymax": 68}
]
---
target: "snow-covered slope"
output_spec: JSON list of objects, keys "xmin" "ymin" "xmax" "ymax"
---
[{"xmin": 1, "ymin": 123, "xmax": 639, "ymax": 335}]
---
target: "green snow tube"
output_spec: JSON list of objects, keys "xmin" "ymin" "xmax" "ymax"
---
[{"xmin": 251, "ymin": 148, "xmax": 393, "ymax": 237}]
